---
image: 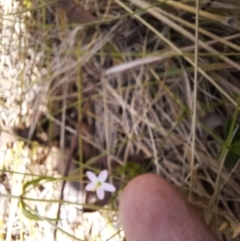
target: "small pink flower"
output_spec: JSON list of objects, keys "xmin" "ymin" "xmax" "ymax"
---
[{"xmin": 85, "ymin": 170, "xmax": 116, "ymax": 200}]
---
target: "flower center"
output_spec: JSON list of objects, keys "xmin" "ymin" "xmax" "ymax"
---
[{"xmin": 95, "ymin": 181, "xmax": 102, "ymax": 190}]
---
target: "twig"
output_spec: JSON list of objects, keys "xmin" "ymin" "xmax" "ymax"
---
[
  {"xmin": 53, "ymin": 86, "xmax": 96, "ymax": 240},
  {"xmin": 53, "ymin": 121, "xmax": 80, "ymax": 240}
]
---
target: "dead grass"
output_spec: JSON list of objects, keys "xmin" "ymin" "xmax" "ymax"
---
[{"xmin": 0, "ymin": 0, "xmax": 240, "ymax": 240}]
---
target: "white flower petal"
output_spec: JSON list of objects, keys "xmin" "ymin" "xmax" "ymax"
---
[
  {"xmin": 86, "ymin": 171, "xmax": 98, "ymax": 182},
  {"xmin": 102, "ymin": 182, "xmax": 116, "ymax": 192},
  {"xmin": 96, "ymin": 188, "xmax": 105, "ymax": 200},
  {"xmin": 98, "ymin": 170, "xmax": 108, "ymax": 182},
  {"xmin": 85, "ymin": 182, "xmax": 96, "ymax": 191}
]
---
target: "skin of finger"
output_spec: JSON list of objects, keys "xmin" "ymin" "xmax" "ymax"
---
[{"xmin": 119, "ymin": 174, "xmax": 219, "ymax": 241}]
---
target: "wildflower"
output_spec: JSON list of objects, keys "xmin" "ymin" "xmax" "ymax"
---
[{"xmin": 85, "ymin": 170, "xmax": 116, "ymax": 200}]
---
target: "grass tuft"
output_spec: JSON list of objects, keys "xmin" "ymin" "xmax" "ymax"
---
[{"xmin": 0, "ymin": 0, "xmax": 240, "ymax": 240}]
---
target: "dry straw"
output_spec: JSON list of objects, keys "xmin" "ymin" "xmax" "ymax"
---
[{"xmin": 0, "ymin": 0, "xmax": 240, "ymax": 240}]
